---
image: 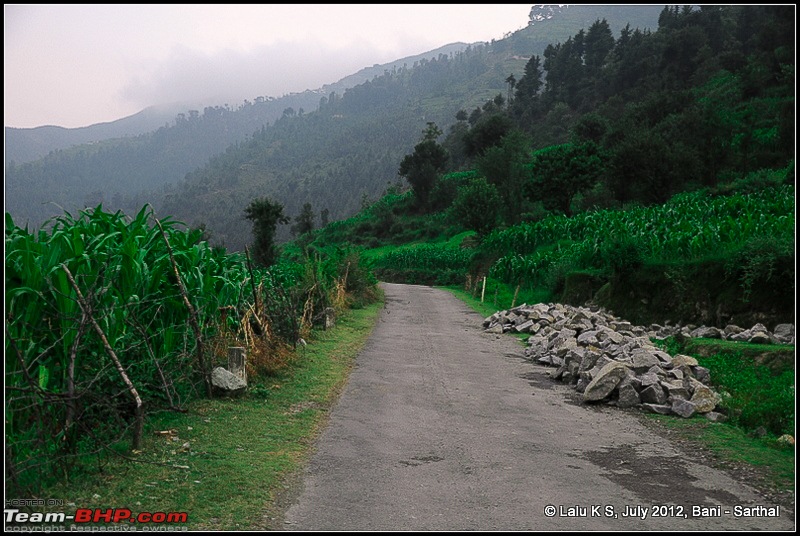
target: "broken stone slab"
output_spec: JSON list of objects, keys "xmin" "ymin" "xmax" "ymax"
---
[
  {"xmin": 642, "ymin": 403, "xmax": 673, "ymax": 415},
  {"xmin": 773, "ymin": 323, "xmax": 795, "ymax": 342},
  {"xmin": 583, "ymin": 362, "xmax": 630, "ymax": 402},
  {"xmin": 690, "ymin": 326, "xmax": 722, "ymax": 339},
  {"xmin": 528, "ymin": 335, "xmax": 547, "ymax": 347},
  {"xmin": 576, "ymin": 330, "xmax": 599, "ymax": 346},
  {"xmin": 485, "ymin": 324, "xmax": 504, "ymax": 334},
  {"xmin": 515, "ymin": 319, "xmax": 534, "ymax": 333},
  {"xmin": 671, "ymin": 399, "xmax": 697, "ymax": 418},
  {"xmin": 610, "ymin": 320, "xmax": 633, "ymax": 332},
  {"xmin": 555, "ymin": 342, "xmax": 578, "ymax": 360},
  {"xmin": 662, "ymin": 380, "xmax": 689, "ymax": 401},
  {"xmin": 730, "ymin": 331, "xmax": 752, "ymax": 342},
  {"xmin": 579, "ymin": 348, "xmax": 602, "ymax": 371},
  {"xmin": 564, "ymin": 347, "xmax": 586, "ymax": 366},
  {"xmin": 651, "ymin": 350, "xmax": 672, "ymax": 364},
  {"xmin": 671, "ymin": 354, "xmax": 699, "ymax": 367},
  {"xmin": 748, "ymin": 330, "xmax": 771, "ymax": 344},
  {"xmin": 630, "ymin": 348, "xmax": 661, "ymax": 373},
  {"xmin": 550, "ymin": 364, "xmax": 567, "ymax": 381},
  {"xmin": 594, "ymin": 327, "xmax": 620, "ymax": 344},
  {"xmin": 705, "ymin": 411, "xmax": 728, "ymax": 423},
  {"xmin": 211, "ymin": 366, "xmax": 247, "ymax": 396},
  {"xmin": 616, "ymin": 379, "xmax": 640, "ymax": 408},
  {"xmin": 640, "ymin": 371, "xmax": 661, "ymax": 388},
  {"xmin": 640, "ymin": 384, "xmax": 668, "ymax": 405},
  {"xmin": 724, "ymin": 324, "xmax": 744, "ymax": 336},
  {"xmin": 667, "ymin": 368, "xmax": 684, "ymax": 380},
  {"xmin": 692, "ymin": 365, "xmax": 711, "ymax": 384},
  {"xmin": 566, "ymin": 360, "xmax": 580, "ymax": 381}
]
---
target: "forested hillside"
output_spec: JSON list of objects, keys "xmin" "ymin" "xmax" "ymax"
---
[
  {"xmin": 4, "ymin": 6, "xmax": 665, "ymax": 250},
  {"xmin": 304, "ymin": 4, "xmax": 794, "ymax": 328}
]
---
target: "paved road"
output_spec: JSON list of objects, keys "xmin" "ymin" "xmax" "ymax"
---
[{"xmin": 283, "ymin": 283, "xmax": 794, "ymax": 530}]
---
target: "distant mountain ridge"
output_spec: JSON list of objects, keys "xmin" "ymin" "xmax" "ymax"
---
[
  {"xmin": 4, "ymin": 44, "xmax": 473, "ymax": 165},
  {"xmin": 5, "ymin": 105, "xmax": 185, "ymax": 164}
]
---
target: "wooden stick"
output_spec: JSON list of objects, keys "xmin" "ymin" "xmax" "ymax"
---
[
  {"xmin": 511, "ymin": 283, "xmax": 521, "ymax": 309},
  {"xmin": 155, "ymin": 219, "xmax": 211, "ymax": 397},
  {"xmin": 62, "ymin": 265, "xmax": 144, "ymax": 450}
]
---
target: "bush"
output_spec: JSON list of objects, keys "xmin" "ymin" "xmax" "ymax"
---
[
  {"xmin": 725, "ymin": 234, "xmax": 794, "ymax": 301},
  {"xmin": 598, "ymin": 235, "xmax": 645, "ymax": 279},
  {"xmin": 714, "ymin": 164, "xmax": 793, "ymax": 195}
]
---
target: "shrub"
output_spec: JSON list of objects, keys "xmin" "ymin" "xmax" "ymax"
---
[
  {"xmin": 598, "ymin": 235, "xmax": 645, "ymax": 279},
  {"xmin": 725, "ymin": 234, "xmax": 794, "ymax": 301}
]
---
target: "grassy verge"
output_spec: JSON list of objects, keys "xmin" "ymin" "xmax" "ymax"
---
[
  {"xmin": 35, "ymin": 297, "xmax": 384, "ymax": 530},
  {"xmin": 441, "ymin": 281, "xmax": 552, "ymax": 319}
]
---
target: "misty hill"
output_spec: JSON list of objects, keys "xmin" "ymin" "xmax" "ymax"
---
[
  {"xmin": 5, "ymin": 105, "xmax": 183, "ymax": 164},
  {"xmin": 5, "ymin": 5, "xmax": 666, "ymax": 246}
]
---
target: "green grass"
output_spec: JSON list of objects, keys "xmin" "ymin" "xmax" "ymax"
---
[
  {"xmin": 36, "ymin": 297, "xmax": 384, "ymax": 530},
  {"xmin": 655, "ymin": 337, "xmax": 794, "ymax": 435},
  {"xmin": 684, "ymin": 338, "xmax": 795, "ymax": 370},
  {"xmin": 441, "ymin": 279, "xmax": 552, "ymax": 318}
]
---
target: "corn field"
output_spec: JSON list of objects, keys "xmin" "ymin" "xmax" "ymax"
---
[
  {"xmin": 5, "ymin": 205, "xmax": 360, "ymax": 493},
  {"xmin": 378, "ymin": 244, "xmax": 472, "ymax": 272},
  {"xmin": 486, "ymin": 186, "xmax": 795, "ymax": 284}
]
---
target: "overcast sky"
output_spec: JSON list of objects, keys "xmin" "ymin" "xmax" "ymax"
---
[{"xmin": 4, "ymin": 4, "xmax": 532, "ymax": 129}]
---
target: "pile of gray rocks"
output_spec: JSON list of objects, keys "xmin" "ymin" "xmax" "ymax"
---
[
  {"xmin": 483, "ymin": 303, "xmax": 792, "ymax": 419},
  {"xmin": 649, "ymin": 322, "xmax": 794, "ymax": 345}
]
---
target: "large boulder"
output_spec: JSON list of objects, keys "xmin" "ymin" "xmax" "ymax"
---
[
  {"xmin": 583, "ymin": 362, "xmax": 630, "ymax": 402},
  {"xmin": 691, "ymin": 385, "xmax": 721, "ymax": 413}
]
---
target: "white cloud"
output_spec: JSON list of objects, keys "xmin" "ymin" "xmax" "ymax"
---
[
  {"xmin": 119, "ymin": 39, "xmax": 398, "ymax": 111},
  {"xmin": 4, "ymin": 4, "xmax": 531, "ymax": 128}
]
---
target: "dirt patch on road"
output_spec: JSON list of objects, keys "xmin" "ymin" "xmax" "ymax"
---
[{"xmin": 582, "ymin": 444, "xmax": 742, "ymax": 507}]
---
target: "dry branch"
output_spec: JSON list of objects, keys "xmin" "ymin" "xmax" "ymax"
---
[
  {"xmin": 62, "ymin": 264, "xmax": 144, "ymax": 450},
  {"xmin": 155, "ymin": 219, "xmax": 211, "ymax": 397}
]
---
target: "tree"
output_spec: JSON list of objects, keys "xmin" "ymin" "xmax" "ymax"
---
[
  {"xmin": 291, "ymin": 202, "xmax": 315, "ymax": 237},
  {"xmin": 463, "ymin": 113, "xmax": 514, "ymax": 157},
  {"xmin": 514, "ymin": 55, "xmax": 543, "ymax": 101},
  {"xmin": 398, "ymin": 122, "xmax": 448, "ymax": 208},
  {"xmin": 505, "ymin": 73, "xmax": 517, "ymax": 105},
  {"xmin": 527, "ymin": 142, "xmax": 605, "ymax": 215},
  {"xmin": 476, "ymin": 129, "xmax": 531, "ymax": 224},
  {"xmin": 320, "ymin": 208, "xmax": 330, "ymax": 227},
  {"xmin": 244, "ymin": 197, "xmax": 289, "ymax": 267},
  {"xmin": 450, "ymin": 177, "xmax": 501, "ymax": 237}
]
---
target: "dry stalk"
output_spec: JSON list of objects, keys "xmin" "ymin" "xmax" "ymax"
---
[{"xmin": 62, "ymin": 264, "xmax": 144, "ymax": 450}]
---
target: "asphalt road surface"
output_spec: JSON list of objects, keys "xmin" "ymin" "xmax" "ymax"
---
[{"xmin": 283, "ymin": 283, "xmax": 794, "ymax": 531}]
